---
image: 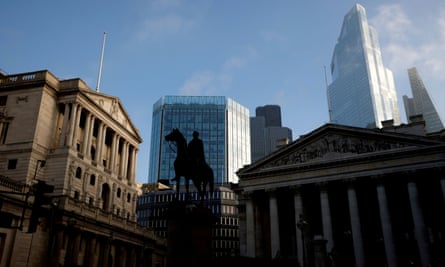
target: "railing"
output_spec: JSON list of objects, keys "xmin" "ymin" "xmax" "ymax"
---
[
  {"xmin": 0, "ymin": 71, "xmax": 46, "ymax": 85},
  {"xmin": 0, "ymin": 70, "xmax": 64, "ymax": 89},
  {"xmin": 0, "ymin": 174, "xmax": 27, "ymax": 193}
]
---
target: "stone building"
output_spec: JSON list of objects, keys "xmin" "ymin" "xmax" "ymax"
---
[
  {"xmin": 236, "ymin": 122, "xmax": 445, "ymax": 267},
  {"xmin": 0, "ymin": 70, "xmax": 166, "ymax": 267}
]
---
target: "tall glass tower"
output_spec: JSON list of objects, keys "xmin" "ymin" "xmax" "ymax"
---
[
  {"xmin": 403, "ymin": 67, "xmax": 444, "ymax": 133},
  {"xmin": 327, "ymin": 4, "xmax": 401, "ymax": 128},
  {"xmin": 148, "ymin": 96, "xmax": 251, "ymax": 185}
]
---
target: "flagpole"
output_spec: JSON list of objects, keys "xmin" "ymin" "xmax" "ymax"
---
[{"xmin": 96, "ymin": 32, "xmax": 107, "ymax": 92}]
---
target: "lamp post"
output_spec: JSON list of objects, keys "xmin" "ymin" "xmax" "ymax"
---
[
  {"xmin": 33, "ymin": 160, "xmax": 46, "ymax": 181},
  {"xmin": 297, "ymin": 214, "xmax": 309, "ymax": 267}
]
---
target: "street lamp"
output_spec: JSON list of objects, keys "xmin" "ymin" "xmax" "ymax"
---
[
  {"xmin": 297, "ymin": 214, "xmax": 309, "ymax": 267},
  {"xmin": 33, "ymin": 159, "xmax": 46, "ymax": 181}
]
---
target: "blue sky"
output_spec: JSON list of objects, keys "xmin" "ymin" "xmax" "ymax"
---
[{"xmin": 2, "ymin": 0, "xmax": 444, "ymax": 183}]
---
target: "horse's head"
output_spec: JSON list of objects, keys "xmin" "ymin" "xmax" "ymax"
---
[{"xmin": 165, "ymin": 128, "xmax": 183, "ymax": 143}]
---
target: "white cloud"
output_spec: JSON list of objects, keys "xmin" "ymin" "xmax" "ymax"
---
[
  {"xmin": 179, "ymin": 54, "xmax": 251, "ymax": 95},
  {"xmin": 179, "ymin": 71, "xmax": 216, "ymax": 95},
  {"xmin": 370, "ymin": 4, "xmax": 411, "ymax": 42},
  {"xmin": 371, "ymin": 4, "xmax": 445, "ymax": 81},
  {"xmin": 260, "ymin": 30, "xmax": 286, "ymax": 43},
  {"xmin": 222, "ymin": 56, "xmax": 246, "ymax": 72},
  {"xmin": 151, "ymin": 0, "xmax": 182, "ymax": 9},
  {"xmin": 370, "ymin": 4, "xmax": 445, "ymax": 121},
  {"xmin": 137, "ymin": 14, "xmax": 195, "ymax": 41}
]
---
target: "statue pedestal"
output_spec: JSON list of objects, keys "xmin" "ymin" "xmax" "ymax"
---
[{"xmin": 167, "ymin": 200, "xmax": 215, "ymax": 267}]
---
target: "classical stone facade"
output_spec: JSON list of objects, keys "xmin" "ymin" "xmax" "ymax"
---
[
  {"xmin": 236, "ymin": 123, "xmax": 445, "ymax": 267},
  {"xmin": 0, "ymin": 70, "xmax": 166, "ymax": 267}
]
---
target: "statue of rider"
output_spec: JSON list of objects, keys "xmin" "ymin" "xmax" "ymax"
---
[{"xmin": 187, "ymin": 131, "xmax": 205, "ymax": 178}]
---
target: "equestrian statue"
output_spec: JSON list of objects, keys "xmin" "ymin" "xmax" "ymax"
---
[{"xmin": 165, "ymin": 129, "xmax": 214, "ymax": 200}]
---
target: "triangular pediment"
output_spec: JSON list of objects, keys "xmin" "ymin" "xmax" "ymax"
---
[
  {"xmin": 82, "ymin": 91, "xmax": 141, "ymax": 141},
  {"xmin": 240, "ymin": 124, "xmax": 443, "ymax": 174}
]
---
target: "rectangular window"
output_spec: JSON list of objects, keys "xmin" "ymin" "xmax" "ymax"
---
[
  {"xmin": 0, "ymin": 96, "xmax": 7, "ymax": 106},
  {"xmin": 7, "ymin": 159, "xmax": 17, "ymax": 170}
]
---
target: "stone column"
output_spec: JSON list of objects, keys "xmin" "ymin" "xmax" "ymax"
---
[
  {"xmin": 347, "ymin": 184, "xmax": 365, "ymax": 267},
  {"xmin": 96, "ymin": 124, "xmax": 105, "ymax": 165},
  {"xmin": 122, "ymin": 141, "xmax": 129, "ymax": 179},
  {"xmin": 110, "ymin": 134, "xmax": 119, "ymax": 173},
  {"xmin": 293, "ymin": 187, "xmax": 304, "ymax": 267},
  {"xmin": 59, "ymin": 103, "xmax": 71, "ymax": 146},
  {"xmin": 319, "ymin": 184, "xmax": 334, "ymax": 253},
  {"xmin": 67, "ymin": 104, "xmax": 79, "ymax": 148},
  {"xmin": 268, "ymin": 189, "xmax": 280, "ymax": 258},
  {"xmin": 119, "ymin": 140, "xmax": 128, "ymax": 178},
  {"xmin": 376, "ymin": 183, "xmax": 397, "ymax": 267},
  {"xmin": 129, "ymin": 147, "xmax": 137, "ymax": 184},
  {"xmin": 82, "ymin": 113, "xmax": 93, "ymax": 156},
  {"xmin": 407, "ymin": 181, "xmax": 431, "ymax": 267},
  {"xmin": 245, "ymin": 193, "xmax": 255, "ymax": 257}
]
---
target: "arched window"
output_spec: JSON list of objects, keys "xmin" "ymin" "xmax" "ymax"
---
[
  {"xmin": 101, "ymin": 183, "xmax": 111, "ymax": 212},
  {"xmin": 117, "ymin": 188, "xmax": 121, "ymax": 198},
  {"xmin": 127, "ymin": 193, "xmax": 131, "ymax": 203},
  {"xmin": 75, "ymin": 167, "xmax": 82, "ymax": 179},
  {"xmin": 90, "ymin": 174, "xmax": 96, "ymax": 185}
]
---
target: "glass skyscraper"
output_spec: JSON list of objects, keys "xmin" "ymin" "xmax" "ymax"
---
[
  {"xmin": 327, "ymin": 4, "xmax": 401, "ymax": 129},
  {"xmin": 250, "ymin": 105, "xmax": 292, "ymax": 162},
  {"xmin": 403, "ymin": 67, "xmax": 444, "ymax": 133},
  {"xmin": 148, "ymin": 96, "xmax": 251, "ymax": 185}
]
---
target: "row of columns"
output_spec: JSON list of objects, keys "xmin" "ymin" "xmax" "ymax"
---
[
  {"xmin": 59, "ymin": 102, "xmax": 137, "ymax": 183},
  {"xmin": 51, "ymin": 227, "xmax": 150, "ymax": 267},
  {"xmin": 244, "ymin": 176, "xmax": 445, "ymax": 267}
]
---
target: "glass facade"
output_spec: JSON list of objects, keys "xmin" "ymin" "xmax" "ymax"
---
[
  {"xmin": 148, "ymin": 96, "xmax": 250, "ymax": 184},
  {"xmin": 404, "ymin": 67, "xmax": 444, "ymax": 133},
  {"xmin": 328, "ymin": 4, "xmax": 401, "ymax": 129}
]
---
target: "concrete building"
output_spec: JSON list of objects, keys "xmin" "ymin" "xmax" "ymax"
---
[
  {"xmin": 236, "ymin": 122, "xmax": 445, "ymax": 267},
  {"xmin": 0, "ymin": 70, "xmax": 166, "ymax": 267}
]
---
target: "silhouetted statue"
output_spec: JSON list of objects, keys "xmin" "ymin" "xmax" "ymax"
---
[
  {"xmin": 165, "ymin": 129, "xmax": 214, "ymax": 200},
  {"xmin": 188, "ymin": 131, "xmax": 205, "ymax": 180}
]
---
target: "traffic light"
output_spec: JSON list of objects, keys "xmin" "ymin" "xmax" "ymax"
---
[{"xmin": 28, "ymin": 180, "xmax": 54, "ymax": 233}]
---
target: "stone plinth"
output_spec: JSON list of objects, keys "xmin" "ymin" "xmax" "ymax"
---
[{"xmin": 167, "ymin": 200, "xmax": 215, "ymax": 267}]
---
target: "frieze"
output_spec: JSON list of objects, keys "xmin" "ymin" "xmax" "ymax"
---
[{"xmin": 265, "ymin": 134, "xmax": 412, "ymax": 167}]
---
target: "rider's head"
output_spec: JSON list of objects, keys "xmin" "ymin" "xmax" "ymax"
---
[{"xmin": 193, "ymin": 131, "xmax": 199, "ymax": 138}]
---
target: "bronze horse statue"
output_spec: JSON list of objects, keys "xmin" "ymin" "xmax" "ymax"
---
[{"xmin": 165, "ymin": 128, "xmax": 214, "ymax": 200}]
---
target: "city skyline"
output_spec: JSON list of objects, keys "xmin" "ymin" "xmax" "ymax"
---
[{"xmin": 1, "ymin": 1, "xmax": 444, "ymax": 183}]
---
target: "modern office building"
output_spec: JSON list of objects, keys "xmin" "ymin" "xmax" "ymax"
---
[
  {"xmin": 141, "ymin": 95, "xmax": 250, "ymax": 258},
  {"xmin": 327, "ymin": 3, "xmax": 401, "ymax": 129},
  {"xmin": 0, "ymin": 70, "xmax": 166, "ymax": 266},
  {"xmin": 403, "ymin": 67, "xmax": 444, "ymax": 133},
  {"xmin": 236, "ymin": 122, "xmax": 445, "ymax": 267},
  {"xmin": 255, "ymin": 105, "xmax": 282, "ymax": 127},
  {"xmin": 250, "ymin": 105, "xmax": 292, "ymax": 162},
  {"xmin": 148, "ymin": 96, "xmax": 251, "ymax": 185}
]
